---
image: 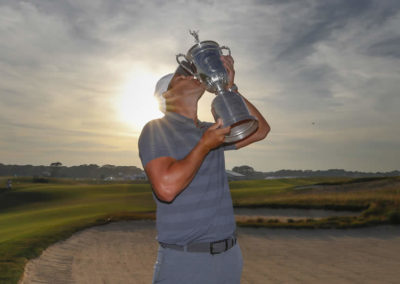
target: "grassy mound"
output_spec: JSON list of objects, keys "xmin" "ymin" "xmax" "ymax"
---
[{"xmin": 0, "ymin": 177, "xmax": 155, "ymax": 283}]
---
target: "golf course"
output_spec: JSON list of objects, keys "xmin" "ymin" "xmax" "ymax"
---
[{"xmin": 1, "ymin": 176, "xmax": 399, "ymax": 283}]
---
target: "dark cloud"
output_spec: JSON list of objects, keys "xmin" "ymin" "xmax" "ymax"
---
[
  {"xmin": 253, "ymin": 0, "xmax": 299, "ymax": 5},
  {"xmin": 263, "ymin": 63, "xmax": 340, "ymax": 112},
  {"xmin": 274, "ymin": 0, "xmax": 400, "ymax": 62},
  {"xmin": 367, "ymin": 37, "xmax": 400, "ymax": 59}
]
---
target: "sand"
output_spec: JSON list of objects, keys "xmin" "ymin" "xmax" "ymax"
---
[{"xmin": 20, "ymin": 221, "xmax": 400, "ymax": 284}]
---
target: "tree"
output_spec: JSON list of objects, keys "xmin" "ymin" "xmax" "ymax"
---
[
  {"xmin": 50, "ymin": 162, "xmax": 63, "ymax": 177},
  {"xmin": 232, "ymin": 165, "xmax": 255, "ymax": 176}
]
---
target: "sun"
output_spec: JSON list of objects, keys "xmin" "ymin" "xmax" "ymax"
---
[{"xmin": 117, "ymin": 67, "xmax": 164, "ymax": 131}]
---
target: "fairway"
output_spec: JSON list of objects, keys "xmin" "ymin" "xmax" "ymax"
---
[
  {"xmin": 0, "ymin": 178, "xmax": 155, "ymax": 283},
  {"xmin": 0, "ymin": 176, "xmax": 399, "ymax": 283}
]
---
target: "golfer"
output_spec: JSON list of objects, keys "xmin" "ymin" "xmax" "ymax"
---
[{"xmin": 138, "ymin": 55, "xmax": 270, "ymax": 283}]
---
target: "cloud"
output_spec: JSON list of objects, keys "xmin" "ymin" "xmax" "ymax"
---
[
  {"xmin": 367, "ymin": 36, "xmax": 400, "ymax": 59},
  {"xmin": 0, "ymin": 0, "xmax": 399, "ymax": 171}
]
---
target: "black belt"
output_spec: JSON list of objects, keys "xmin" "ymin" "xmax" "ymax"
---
[{"xmin": 159, "ymin": 235, "xmax": 237, "ymax": 255}]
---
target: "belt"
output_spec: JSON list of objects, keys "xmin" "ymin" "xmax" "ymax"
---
[{"xmin": 159, "ymin": 235, "xmax": 237, "ymax": 255}]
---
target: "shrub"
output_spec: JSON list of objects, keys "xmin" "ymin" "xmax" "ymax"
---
[
  {"xmin": 387, "ymin": 211, "xmax": 400, "ymax": 224},
  {"xmin": 32, "ymin": 176, "xmax": 49, "ymax": 183},
  {"xmin": 362, "ymin": 202, "xmax": 386, "ymax": 217}
]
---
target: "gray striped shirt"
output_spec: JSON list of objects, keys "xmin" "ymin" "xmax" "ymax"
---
[{"xmin": 138, "ymin": 112, "xmax": 236, "ymax": 245}]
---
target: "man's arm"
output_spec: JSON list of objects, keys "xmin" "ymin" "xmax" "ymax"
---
[
  {"xmin": 144, "ymin": 119, "xmax": 230, "ymax": 202},
  {"xmin": 221, "ymin": 55, "xmax": 270, "ymax": 149},
  {"xmin": 234, "ymin": 90, "xmax": 270, "ymax": 149}
]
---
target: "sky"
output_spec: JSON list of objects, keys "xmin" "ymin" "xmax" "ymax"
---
[{"xmin": 1, "ymin": 0, "xmax": 399, "ymax": 172}]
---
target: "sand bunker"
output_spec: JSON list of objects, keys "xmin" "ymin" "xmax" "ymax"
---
[{"xmin": 20, "ymin": 221, "xmax": 400, "ymax": 284}]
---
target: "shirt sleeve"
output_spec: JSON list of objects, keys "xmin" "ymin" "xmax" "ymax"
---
[
  {"xmin": 223, "ymin": 142, "xmax": 237, "ymax": 151},
  {"xmin": 138, "ymin": 120, "xmax": 172, "ymax": 168}
]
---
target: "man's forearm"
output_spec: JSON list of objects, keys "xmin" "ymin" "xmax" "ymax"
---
[
  {"xmin": 145, "ymin": 119, "xmax": 230, "ymax": 202},
  {"xmin": 145, "ymin": 138, "xmax": 213, "ymax": 202},
  {"xmin": 242, "ymin": 94, "xmax": 269, "ymax": 134},
  {"xmin": 159, "ymin": 140, "xmax": 209, "ymax": 199},
  {"xmin": 234, "ymin": 91, "xmax": 270, "ymax": 149}
]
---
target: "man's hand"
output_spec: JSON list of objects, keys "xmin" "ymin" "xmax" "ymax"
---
[
  {"xmin": 221, "ymin": 55, "xmax": 235, "ymax": 89},
  {"xmin": 145, "ymin": 119, "xmax": 230, "ymax": 202},
  {"xmin": 200, "ymin": 119, "xmax": 231, "ymax": 152}
]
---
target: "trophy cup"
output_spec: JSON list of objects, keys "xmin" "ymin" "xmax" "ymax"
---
[{"xmin": 176, "ymin": 30, "xmax": 258, "ymax": 143}]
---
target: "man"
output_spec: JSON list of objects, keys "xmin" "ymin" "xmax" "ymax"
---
[{"xmin": 138, "ymin": 55, "xmax": 270, "ymax": 283}]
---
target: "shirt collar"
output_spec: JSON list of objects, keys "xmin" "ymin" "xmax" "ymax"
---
[{"xmin": 164, "ymin": 111, "xmax": 206, "ymax": 129}]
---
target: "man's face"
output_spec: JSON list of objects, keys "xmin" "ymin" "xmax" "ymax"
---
[{"xmin": 168, "ymin": 73, "xmax": 206, "ymax": 96}]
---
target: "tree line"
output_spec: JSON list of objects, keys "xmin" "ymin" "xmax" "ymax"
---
[
  {"xmin": 232, "ymin": 165, "xmax": 400, "ymax": 178},
  {"xmin": 0, "ymin": 163, "xmax": 143, "ymax": 179},
  {"xmin": 1, "ymin": 163, "xmax": 398, "ymax": 180}
]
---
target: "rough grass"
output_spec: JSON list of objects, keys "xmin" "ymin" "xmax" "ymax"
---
[
  {"xmin": 232, "ymin": 177, "xmax": 400, "ymax": 228},
  {"xmin": 0, "ymin": 176, "xmax": 399, "ymax": 283}
]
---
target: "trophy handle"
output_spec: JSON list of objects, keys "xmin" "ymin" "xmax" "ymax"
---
[
  {"xmin": 176, "ymin": 54, "xmax": 195, "ymax": 76},
  {"xmin": 220, "ymin": 46, "xmax": 231, "ymax": 56}
]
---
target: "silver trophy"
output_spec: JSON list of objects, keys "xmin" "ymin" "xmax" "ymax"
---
[{"xmin": 176, "ymin": 30, "xmax": 258, "ymax": 143}]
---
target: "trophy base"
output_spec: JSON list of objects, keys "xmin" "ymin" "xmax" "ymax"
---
[
  {"xmin": 211, "ymin": 91, "xmax": 259, "ymax": 143},
  {"xmin": 225, "ymin": 119, "xmax": 259, "ymax": 143}
]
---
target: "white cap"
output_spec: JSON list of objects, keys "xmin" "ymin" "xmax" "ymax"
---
[{"xmin": 154, "ymin": 73, "xmax": 174, "ymax": 113}]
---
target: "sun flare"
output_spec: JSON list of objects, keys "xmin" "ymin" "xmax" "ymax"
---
[{"xmin": 117, "ymin": 68, "xmax": 164, "ymax": 131}]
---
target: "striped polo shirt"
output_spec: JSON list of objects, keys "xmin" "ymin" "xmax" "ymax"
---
[{"xmin": 138, "ymin": 111, "xmax": 236, "ymax": 245}]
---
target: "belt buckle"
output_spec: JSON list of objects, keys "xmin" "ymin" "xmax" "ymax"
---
[{"xmin": 210, "ymin": 239, "xmax": 228, "ymax": 255}]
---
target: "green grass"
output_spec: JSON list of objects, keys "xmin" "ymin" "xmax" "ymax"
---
[
  {"xmin": 0, "ymin": 176, "xmax": 399, "ymax": 283},
  {"xmin": 230, "ymin": 177, "xmax": 352, "ymax": 206},
  {"xmin": 231, "ymin": 177, "xmax": 400, "ymax": 228},
  {"xmin": 0, "ymin": 177, "xmax": 155, "ymax": 283}
]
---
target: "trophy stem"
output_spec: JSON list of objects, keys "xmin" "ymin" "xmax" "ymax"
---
[{"xmin": 215, "ymin": 85, "xmax": 225, "ymax": 95}]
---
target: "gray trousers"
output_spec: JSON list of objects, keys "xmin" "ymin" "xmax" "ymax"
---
[{"xmin": 152, "ymin": 242, "xmax": 243, "ymax": 284}]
